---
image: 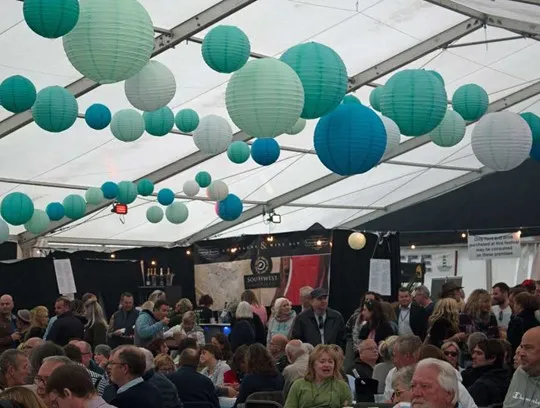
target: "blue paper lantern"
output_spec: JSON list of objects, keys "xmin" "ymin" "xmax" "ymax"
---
[
  {"xmin": 101, "ymin": 181, "xmax": 119, "ymax": 199},
  {"xmin": 217, "ymin": 194, "xmax": 243, "ymax": 221},
  {"xmin": 314, "ymin": 104, "xmax": 386, "ymax": 176},
  {"xmin": 175, "ymin": 109, "xmax": 199, "ymax": 133},
  {"xmin": 117, "ymin": 181, "xmax": 137, "ymax": 204},
  {"xmin": 137, "ymin": 179, "xmax": 154, "ymax": 196},
  {"xmin": 157, "ymin": 188, "xmax": 175, "ymax": 206},
  {"xmin": 0, "ymin": 75, "xmax": 37, "ymax": 113},
  {"xmin": 0, "ymin": 192, "xmax": 34, "ymax": 226},
  {"xmin": 46, "ymin": 202, "xmax": 65, "ymax": 221},
  {"xmin": 251, "ymin": 138, "xmax": 280, "ymax": 166},
  {"xmin": 531, "ymin": 141, "xmax": 540, "ymax": 161},
  {"xmin": 143, "ymin": 106, "xmax": 174, "ymax": 136},
  {"xmin": 85, "ymin": 103, "xmax": 111, "ymax": 130},
  {"xmin": 63, "ymin": 194, "xmax": 86, "ymax": 219}
]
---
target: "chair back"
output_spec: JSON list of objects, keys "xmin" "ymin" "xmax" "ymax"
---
[
  {"xmin": 353, "ymin": 403, "xmax": 393, "ymax": 408},
  {"xmin": 355, "ymin": 377, "xmax": 379, "ymax": 402},
  {"xmin": 245, "ymin": 401, "xmax": 283, "ymax": 408},
  {"xmin": 246, "ymin": 391, "xmax": 285, "ymax": 405},
  {"xmin": 372, "ymin": 363, "xmax": 393, "ymax": 394}
]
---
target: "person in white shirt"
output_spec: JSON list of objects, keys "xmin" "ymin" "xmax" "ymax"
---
[{"xmin": 491, "ymin": 282, "xmax": 512, "ymax": 330}]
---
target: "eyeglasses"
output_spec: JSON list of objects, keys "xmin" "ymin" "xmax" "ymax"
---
[
  {"xmin": 393, "ymin": 389, "xmax": 406, "ymax": 397},
  {"xmin": 108, "ymin": 361, "xmax": 126, "ymax": 367},
  {"xmin": 444, "ymin": 351, "xmax": 458, "ymax": 357}
]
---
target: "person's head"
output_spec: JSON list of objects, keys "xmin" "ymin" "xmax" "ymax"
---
[
  {"xmin": 21, "ymin": 337, "xmax": 44, "ymax": 357},
  {"xmin": 245, "ymin": 344, "xmax": 278, "ymax": 376},
  {"xmin": 0, "ymin": 386, "xmax": 47, "ymax": 408},
  {"xmin": 148, "ymin": 290, "xmax": 166, "ymax": 304},
  {"xmin": 518, "ymin": 326, "xmax": 540, "ymax": 376},
  {"xmin": 36, "ymin": 356, "xmax": 72, "ymax": 404},
  {"xmin": 16, "ymin": 310, "xmax": 30, "ymax": 331},
  {"xmin": 147, "ymin": 338, "xmax": 169, "ymax": 357},
  {"xmin": 414, "ymin": 286, "xmax": 431, "ymax": 307},
  {"xmin": 269, "ymin": 334, "xmax": 288, "ymax": 356},
  {"xmin": 141, "ymin": 301, "xmax": 154, "ymax": 311},
  {"xmin": 235, "ymin": 301, "xmax": 253, "ymax": 320},
  {"xmin": 45, "ymin": 364, "xmax": 96, "ymax": 408},
  {"xmin": 241, "ymin": 290, "xmax": 259, "ymax": 306},
  {"xmin": 108, "ymin": 346, "xmax": 146, "ymax": 387},
  {"xmin": 178, "ymin": 348, "xmax": 200, "ymax": 368},
  {"xmin": 418, "ymin": 345, "xmax": 446, "ymax": 362},
  {"xmin": 81, "ymin": 293, "xmax": 96, "ymax": 304},
  {"xmin": 440, "ymin": 342, "xmax": 460, "ymax": 369},
  {"xmin": 175, "ymin": 298, "xmax": 193, "ymax": 315},
  {"xmin": 83, "ymin": 300, "xmax": 106, "ymax": 329},
  {"xmin": 94, "ymin": 345, "xmax": 111, "ymax": 368},
  {"xmin": 54, "ymin": 298, "xmax": 71, "ymax": 316},
  {"xmin": 499, "ymin": 339, "xmax": 513, "ymax": 368},
  {"xmin": 154, "ymin": 353, "xmax": 175, "ymax": 374},
  {"xmin": 63, "ymin": 344, "xmax": 82, "ymax": 364},
  {"xmin": 198, "ymin": 295, "xmax": 213, "ymax": 308},
  {"xmin": 30, "ymin": 306, "xmax": 49, "ymax": 329},
  {"xmin": 120, "ymin": 292, "xmax": 134, "ymax": 312},
  {"xmin": 467, "ymin": 332, "xmax": 487, "ymax": 354},
  {"xmin": 361, "ymin": 299, "xmax": 385, "ymax": 327},
  {"xmin": 200, "ymin": 344, "xmax": 221, "ymax": 367},
  {"xmin": 378, "ymin": 335, "xmax": 399, "ymax": 363},
  {"xmin": 398, "ymin": 288, "xmax": 412, "ymax": 307},
  {"xmin": 139, "ymin": 348, "xmax": 155, "ymax": 373},
  {"xmin": 0, "ymin": 295, "xmax": 14, "ymax": 316},
  {"xmin": 310, "ymin": 288, "xmax": 329, "ymax": 314},
  {"xmin": 70, "ymin": 300, "xmax": 84, "ymax": 316},
  {"xmin": 181, "ymin": 311, "xmax": 197, "ymax": 333},
  {"xmin": 177, "ymin": 338, "xmax": 199, "ymax": 355},
  {"xmin": 393, "ymin": 335, "xmax": 422, "ymax": 369},
  {"xmin": 30, "ymin": 342, "xmax": 65, "ymax": 378},
  {"xmin": 211, "ymin": 333, "xmax": 232, "ymax": 361},
  {"xmin": 305, "ymin": 344, "xmax": 342, "ymax": 382},
  {"xmin": 0, "ymin": 350, "xmax": 29, "ymax": 387},
  {"xmin": 363, "ymin": 291, "xmax": 382, "ymax": 303},
  {"xmin": 464, "ymin": 289, "xmax": 492, "ymax": 318},
  {"xmin": 440, "ymin": 282, "xmax": 462, "ymax": 301},
  {"xmin": 472, "ymin": 339, "xmax": 504, "ymax": 368},
  {"xmin": 513, "ymin": 292, "xmax": 540, "ymax": 315},
  {"xmin": 299, "ymin": 286, "xmax": 313, "ymax": 309},
  {"xmin": 358, "ymin": 339, "xmax": 378, "ymax": 366},
  {"xmin": 285, "ymin": 340, "xmax": 305, "ymax": 364},
  {"xmin": 73, "ymin": 342, "xmax": 92, "ymax": 368},
  {"xmin": 412, "ymin": 358, "xmax": 459, "ymax": 408},
  {"xmin": 272, "ymin": 298, "xmax": 292, "ymax": 317},
  {"xmin": 153, "ymin": 300, "xmax": 170, "ymax": 321},
  {"xmin": 509, "ymin": 286, "xmax": 528, "ymax": 313},
  {"xmin": 230, "ymin": 345, "xmax": 248, "ymax": 374},
  {"xmin": 522, "ymin": 279, "xmax": 537, "ymax": 294},
  {"xmin": 391, "ymin": 365, "xmax": 415, "ymax": 405},
  {"xmin": 429, "ymin": 298, "xmax": 459, "ymax": 332},
  {"xmin": 491, "ymin": 282, "xmax": 510, "ymax": 306}
]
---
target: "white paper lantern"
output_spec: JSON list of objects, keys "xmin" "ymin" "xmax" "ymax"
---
[
  {"xmin": 428, "ymin": 109, "xmax": 466, "ymax": 147},
  {"xmin": 0, "ymin": 219, "xmax": 9, "ymax": 244},
  {"xmin": 471, "ymin": 111, "xmax": 532, "ymax": 171},
  {"xmin": 348, "ymin": 232, "xmax": 366, "ymax": 250},
  {"xmin": 380, "ymin": 116, "xmax": 400, "ymax": 157},
  {"xmin": 125, "ymin": 61, "xmax": 176, "ymax": 112},
  {"xmin": 193, "ymin": 115, "xmax": 233, "ymax": 154},
  {"xmin": 286, "ymin": 118, "xmax": 306, "ymax": 135},
  {"xmin": 183, "ymin": 180, "xmax": 200, "ymax": 197},
  {"xmin": 206, "ymin": 180, "xmax": 229, "ymax": 201}
]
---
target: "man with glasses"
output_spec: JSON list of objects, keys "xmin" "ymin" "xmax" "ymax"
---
[
  {"xmin": 35, "ymin": 356, "xmax": 73, "ymax": 407},
  {"xmin": 491, "ymin": 282, "xmax": 512, "ymax": 330}
]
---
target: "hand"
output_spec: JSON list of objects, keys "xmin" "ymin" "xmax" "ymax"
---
[
  {"xmin": 226, "ymin": 387, "xmax": 238, "ymax": 398},
  {"xmin": 113, "ymin": 329, "xmax": 124, "ymax": 336},
  {"xmin": 232, "ymin": 383, "xmax": 240, "ymax": 391},
  {"xmin": 161, "ymin": 317, "xmax": 170, "ymax": 325},
  {"xmin": 10, "ymin": 332, "xmax": 21, "ymax": 341}
]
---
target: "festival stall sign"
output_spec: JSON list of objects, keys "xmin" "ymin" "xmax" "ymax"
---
[{"xmin": 467, "ymin": 232, "xmax": 521, "ymax": 260}]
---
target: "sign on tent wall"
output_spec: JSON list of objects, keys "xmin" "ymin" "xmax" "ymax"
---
[{"xmin": 401, "ymin": 251, "xmax": 457, "ymax": 277}]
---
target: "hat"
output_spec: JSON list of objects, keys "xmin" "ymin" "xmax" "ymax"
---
[
  {"xmin": 17, "ymin": 309, "xmax": 30, "ymax": 324},
  {"xmin": 310, "ymin": 288, "xmax": 329, "ymax": 299},
  {"xmin": 440, "ymin": 282, "xmax": 463, "ymax": 298},
  {"xmin": 522, "ymin": 279, "xmax": 536, "ymax": 290}
]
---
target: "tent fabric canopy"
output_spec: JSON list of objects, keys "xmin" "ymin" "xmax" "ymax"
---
[{"xmin": 1, "ymin": 0, "xmax": 539, "ymax": 249}]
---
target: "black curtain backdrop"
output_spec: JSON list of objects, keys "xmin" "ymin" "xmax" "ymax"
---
[{"xmin": 0, "ymin": 242, "xmax": 17, "ymax": 261}]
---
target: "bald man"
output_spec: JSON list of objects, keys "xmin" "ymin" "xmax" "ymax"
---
[
  {"xmin": 0, "ymin": 294, "xmax": 18, "ymax": 353},
  {"xmin": 504, "ymin": 326, "xmax": 540, "ymax": 407},
  {"xmin": 283, "ymin": 340, "xmax": 309, "ymax": 395},
  {"xmin": 21, "ymin": 337, "xmax": 44, "ymax": 356},
  {"xmin": 269, "ymin": 334, "xmax": 289, "ymax": 373}
]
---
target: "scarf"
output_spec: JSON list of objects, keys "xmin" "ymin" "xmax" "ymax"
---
[{"xmin": 275, "ymin": 310, "xmax": 295, "ymax": 323}]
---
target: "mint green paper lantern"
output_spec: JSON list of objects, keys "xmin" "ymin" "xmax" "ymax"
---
[
  {"xmin": 63, "ymin": 194, "xmax": 86, "ymax": 219},
  {"xmin": 146, "ymin": 206, "xmax": 163, "ymax": 223},
  {"xmin": 165, "ymin": 202, "xmax": 189, "ymax": 224},
  {"xmin": 175, "ymin": 109, "xmax": 199, "ymax": 133},
  {"xmin": 62, "ymin": 0, "xmax": 154, "ymax": 84},
  {"xmin": 427, "ymin": 110, "xmax": 466, "ymax": 147},
  {"xmin": 226, "ymin": 58, "xmax": 304, "ymax": 138},
  {"xmin": 85, "ymin": 187, "xmax": 104, "ymax": 205},
  {"xmin": 1, "ymin": 192, "xmax": 34, "ymax": 226},
  {"xmin": 369, "ymin": 86, "xmax": 383, "ymax": 112},
  {"xmin": 227, "ymin": 141, "xmax": 250, "ymax": 164},
  {"xmin": 137, "ymin": 179, "xmax": 154, "ymax": 196},
  {"xmin": 24, "ymin": 209, "xmax": 50, "ymax": 234},
  {"xmin": 286, "ymin": 118, "xmax": 306, "ymax": 135},
  {"xmin": 144, "ymin": 107, "xmax": 174, "ymax": 137},
  {"xmin": 280, "ymin": 42, "xmax": 347, "ymax": 119},
  {"xmin": 117, "ymin": 181, "xmax": 137, "ymax": 204},
  {"xmin": 0, "ymin": 75, "xmax": 37, "ymax": 113},
  {"xmin": 195, "ymin": 171, "xmax": 212, "ymax": 188},
  {"xmin": 32, "ymin": 86, "xmax": 78, "ymax": 132},
  {"xmin": 381, "ymin": 69, "xmax": 447, "ymax": 137},
  {"xmin": 452, "ymin": 84, "xmax": 488, "ymax": 121},
  {"xmin": 111, "ymin": 109, "xmax": 145, "ymax": 142},
  {"xmin": 521, "ymin": 112, "xmax": 540, "ymax": 143},
  {"xmin": 23, "ymin": 0, "xmax": 79, "ymax": 38},
  {"xmin": 342, "ymin": 95, "xmax": 361, "ymax": 105},
  {"xmin": 202, "ymin": 25, "xmax": 250, "ymax": 74}
]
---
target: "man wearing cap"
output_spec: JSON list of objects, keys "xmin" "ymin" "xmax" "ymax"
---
[
  {"xmin": 290, "ymin": 288, "xmax": 345, "ymax": 349},
  {"xmin": 440, "ymin": 282, "xmax": 463, "ymax": 301},
  {"xmin": 16, "ymin": 310, "xmax": 31, "ymax": 341}
]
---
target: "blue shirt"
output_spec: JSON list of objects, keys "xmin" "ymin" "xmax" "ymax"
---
[{"xmin": 117, "ymin": 377, "xmax": 144, "ymax": 394}]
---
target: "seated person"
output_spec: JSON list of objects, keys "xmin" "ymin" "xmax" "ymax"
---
[
  {"xmin": 390, "ymin": 366, "xmax": 414, "ymax": 406},
  {"xmin": 348, "ymin": 339, "xmax": 378, "ymax": 378},
  {"xmin": 200, "ymin": 344, "xmax": 231, "ymax": 386}
]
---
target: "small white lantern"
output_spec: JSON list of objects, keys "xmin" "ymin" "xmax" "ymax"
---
[
  {"xmin": 380, "ymin": 116, "xmax": 400, "ymax": 157},
  {"xmin": 183, "ymin": 180, "xmax": 200, "ymax": 197},
  {"xmin": 348, "ymin": 232, "xmax": 366, "ymax": 250},
  {"xmin": 193, "ymin": 115, "xmax": 233, "ymax": 154},
  {"xmin": 125, "ymin": 61, "xmax": 176, "ymax": 112},
  {"xmin": 206, "ymin": 180, "xmax": 229, "ymax": 201}
]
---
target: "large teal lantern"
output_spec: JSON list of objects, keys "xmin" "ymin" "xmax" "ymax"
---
[
  {"xmin": 452, "ymin": 84, "xmax": 488, "ymax": 121},
  {"xmin": 280, "ymin": 42, "xmax": 347, "ymax": 119},
  {"xmin": 0, "ymin": 75, "xmax": 37, "ymax": 113},
  {"xmin": 23, "ymin": 0, "xmax": 79, "ymax": 39},
  {"xmin": 137, "ymin": 179, "xmax": 154, "ymax": 196},
  {"xmin": 24, "ymin": 209, "xmax": 50, "ymax": 234},
  {"xmin": 32, "ymin": 86, "xmax": 78, "ymax": 132},
  {"xmin": 117, "ymin": 181, "xmax": 138, "ymax": 204},
  {"xmin": 143, "ymin": 107, "xmax": 174, "ymax": 137},
  {"xmin": 369, "ymin": 87, "xmax": 383, "ymax": 112},
  {"xmin": 202, "ymin": 25, "xmax": 251, "ymax": 74},
  {"xmin": 521, "ymin": 112, "xmax": 540, "ymax": 143},
  {"xmin": 62, "ymin": 0, "xmax": 154, "ymax": 84},
  {"xmin": 63, "ymin": 195, "xmax": 86, "ymax": 219},
  {"xmin": 226, "ymin": 58, "xmax": 304, "ymax": 138},
  {"xmin": 195, "ymin": 171, "xmax": 212, "ymax": 188},
  {"xmin": 1, "ymin": 192, "xmax": 34, "ymax": 226},
  {"xmin": 175, "ymin": 109, "xmax": 199, "ymax": 133},
  {"xmin": 427, "ymin": 110, "xmax": 466, "ymax": 147},
  {"xmin": 111, "ymin": 109, "xmax": 145, "ymax": 142},
  {"xmin": 227, "ymin": 141, "xmax": 250, "ymax": 164},
  {"xmin": 381, "ymin": 69, "xmax": 447, "ymax": 137}
]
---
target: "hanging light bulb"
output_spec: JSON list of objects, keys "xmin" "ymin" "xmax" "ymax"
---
[{"xmin": 410, "ymin": 244, "xmax": 416, "ymax": 250}]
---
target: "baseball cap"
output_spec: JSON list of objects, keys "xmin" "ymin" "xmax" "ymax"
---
[{"xmin": 310, "ymin": 288, "xmax": 329, "ymax": 299}]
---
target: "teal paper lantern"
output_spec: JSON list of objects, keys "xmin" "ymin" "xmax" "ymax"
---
[
  {"xmin": 428, "ymin": 70, "xmax": 445, "ymax": 86},
  {"xmin": 195, "ymin": 171, "xmax": 212, "ymax": 188},
  {"xmin": 165, "ymin": 202, "xmax": 189, "ymax": 224},
  {"xmin": 157, "ymin": 188, "xmax": 175, "ymax": 206},
  {"xmin": 202, "ymin": 25, "xmax": 250, "ymax": 74},
  {"xmin": 117, "ymin": 181, "xmax": 137, "ymax": 204},
  {"xmin": 46, "ymin": 202, "xmax": 64, "ymax": 221},
  {"xmin": 85, "ymin": 187, "xmax": 104, "ymax": 205},
  {"xmin": 101, "ymin": 182, "xmax": 118, "ymax": 199},
  {"xmin": 280, "ymin": 42, "xmax": 347, "ymax": 119},
  {"xmin": 0, "ymin": 75, "xmax": 37, "ymax": 113},
  {"xmin": 521, "ymin": 112, "xmax": 540, "ymax": 143},
  {"xmin": 251, "ymin": 138, "xmax": 280, "ymax": 166},
  {"xmin": 1, "ymin": 192, "xmax": 34, "ymax": 226},
  {"xmin": 23, "ymin": 0, "xmax": 79, "ymax": 38},
  {"xmin": 217, "ymin": 194, "xmax": 243, "ymax": 221},
  {"xmin": 62, "ymin": 194, "xmax": 86, "ymax": 220},
  {"xmin": 62, "ymin": 0, "xmax": 154, "ymax": 84},
  {"xmin": 452, "ymin": 84, "xmax": 489, "ymax": 121},
  {"xmin": 227, "ymin": 141, "xmax": 250, "ymax": 164},
  {"xmin": 111, "ymin": 109, "xmax": 145, "ymax": 142},
  {"xmin": 369, "ymin": 86, "xmax": 383, "ymax": 112},
  {"xmin": 32, "ymin": 86, "xmax": 78, "ymax": 132},
  {"xmin": 137, "ymin": 179, "xmax": 154, "ymax": 196},
  {"xmin": 427, "ymin": 110, "xmax": 466, "ymax": 147},
  {"xmin": 143, "ymin": 107, "xmax": 174, "ymax": 137},
  {"xmin": 0, "ymin": 220, "xmax": 8, "ymax": 244},
  {"xmin": 146, "ymin": 206, "xmax": 163, "ymax": 223},
  {"xmin": 342, "ymin": 95, "xmax": 361, "ymax": 104},
  {"xmin": 226, "ymin": 58, "xmax": 304, "ymax": 138},
  {"xmin": 286, "ymin": 118, "xmax": 306, "ymax": 135},
  {"xmin": 85, "ymin": 103, "xmax": 111, "ymax": 130},
  {"xmin": 175, "ymin": 109, "xmax": 199, "ymax": 133},
  {"xmin": 381, "ymin": 69, "xmax": 447, "ymax": 136},
  {"xmin": 24, "ymin": 209, "xmax": 50, "ymax": 234}
]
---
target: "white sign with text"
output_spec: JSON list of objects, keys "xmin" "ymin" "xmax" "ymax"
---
[{"xmin": 467, "ymin": 232, "xmax": 521, "ymax": 260}]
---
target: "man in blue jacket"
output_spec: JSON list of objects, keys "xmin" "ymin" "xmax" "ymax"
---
[{"xmin": 134, "ymin": 300, "xmax": 170, "ymax": 347}]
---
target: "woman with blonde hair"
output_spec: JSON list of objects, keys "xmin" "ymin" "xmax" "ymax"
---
[
  {"xmin": 459, "ymin": 289, "xmax": 499, "ymax": 339},
  {"xmin": 266, "ymin": 297, "xmax": 296, "ymax": 345},
  {"xmin": 83, "ymin": 299, "xmax": 108, "ymax": 348},
  {"xmin": 425, "ymin": 298, "xmax": 460, "ymax": 348},
  {"xmin": 25, "ymin": 306, "xmax": 49, "ymax": 341},
  {"xmin": 0, "ymin": 386, "xmax": 48, "ymax": 408},
  {"xmin": 285, "ymin": 344, "xmax": 352, "ymax": 408},
  {"xmin": 148, "ymin": 290, "xmax": 166, "ymax": 304}
]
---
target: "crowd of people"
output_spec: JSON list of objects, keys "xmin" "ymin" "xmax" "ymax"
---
[{"xmin": 0, "ymin": 280, "xmax": 539, "ymax": 408}]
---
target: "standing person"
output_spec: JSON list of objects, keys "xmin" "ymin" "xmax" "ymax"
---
[
  {"xmin": 395, "ymin": 287, "xmax": 428, "ymax": 340},
  {"xmin": 169, "ymin": 299, "xmax": 193, "ymax": 327},
  {"xmin": 425, "ymin": 298, "xmax": 460, "ymax": 348},
  {"xmin": 357, "ymin": 299, "xmax": 394, "ymax": 345},
  {"xmin": 47, "ymin": 298, "xmax": 85, "ymax": 347},
  {"xmin": 241, "ymin": 290, "xmax": 268, "ymax": 326},
  {"xmin": 414, "ymin": 285, "xmax": 434, "ymax": 316},
  {"xmin": 491, "ymin": 282, "xmax": 512, "ymax": 330},
  {"xmin": 134, "ymin": 300, "xmax": 169, "ymax": 348},
  {"xmin": 0, "ymin": 295, "xmax": 18, "ymax": 354},
  {"xmin": 15, "ymin": 310, "xmax": 30, "ymax": 340},
  {"xmin": 194, "ymin": 295, "xmax": 213, "ymax": 324},
  {"xmin": 440, "ymin": 282, "xmax": 463, "ymax": 302},
  {"xmin": 506, "ymin": 292, "xmax": 540, "ymax": 354},
  {"xmin": 25, "ymin": 307, "xmax": 49, "ymax": 341},
  {"xmin": 459, "ymin": 289, "xmax": 499, "ymax": 340},
  {"xmin": 83, "ymin": 300, "xmax": 108, "ymax": 349},
  {"xmin": 298, "ymin": 287, "xmax": 313, "ymax": 313},
  {"xmin": 229, "ymin": 302, "xmax": 256, "ymax": 352},
  {"xmin": 108, "ymin": 293, "xmax": 139, "ymax": 349},
  {"xmin": 267, "ymin": 298, "xmax": 296, "ymax": 344}
]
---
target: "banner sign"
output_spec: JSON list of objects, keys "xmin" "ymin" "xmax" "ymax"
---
[{"xmin": 468, "ymin": 232, "xmax": 521, "ymax": 260}]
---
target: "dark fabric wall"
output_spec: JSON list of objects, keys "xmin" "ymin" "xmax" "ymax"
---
[{"xmin": 0, "ymin": 242, "xmax": 17, "ymax": 261}]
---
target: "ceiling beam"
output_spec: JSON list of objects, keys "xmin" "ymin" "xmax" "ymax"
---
[{"xmin": 43, "ymin": 237, "xmax": 169, "ymax": 248}]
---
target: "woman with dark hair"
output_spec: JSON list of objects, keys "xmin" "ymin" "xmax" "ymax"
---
[
  {"xmin": 507, "ymin": 292, "xmax": 540, "ymax": 354},
  {"xmin": 211, "ymin": 333, "xmax": 233, "ymax": 362},
  {"xmin": 347, "ymin": 292, "xmax": 382, "ymax": 340},
  {"xmin": 233, "ymin": 344, "xmax": 284, "ymax": 407},
  {"xmin": 224, "ymin": 344, "xmax": 248, "ymax": 386},
  {"xmin": 200, "ymin": 344, "xmax": 231, "ymax": 386},
  {"xmin": 195, "ymin": 295, "xmax": 214, "ymax": 323},
  {"xmin": 146, "ymin": 338, "xmax": 169, "ymax": 357},
  {"xmin": 241, "ymin": 290, "xmax": 268, "ymax": 326},
  {"xmin": 357, "ymin": 299, "xmax": 394, "ymax": 344}
]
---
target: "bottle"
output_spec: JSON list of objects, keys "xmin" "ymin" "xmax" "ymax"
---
[
  {"xmin": 151, "ymin": 268, "xmax": 157, "ymax": 286},
  {"xmin": 145, "ymin": 268, "xmax": 151, "ymax": 286},
  {"xmin": 159, "ymin": 267, "xmax": 165, "ymax": 287}
]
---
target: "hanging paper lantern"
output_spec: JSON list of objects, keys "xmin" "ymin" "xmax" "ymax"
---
[
  {"xmin": 117, "ymin": 181, "xmax": 137, "ymax": 204},
  {"xmin": 251, "ymin": 138, "xmax": 280, "ymax": 166},
  {"xmin": 46, "ymin": 202, "xmax": 65, "ymax": 221},
  {"xmin": 314, "ymin": 104, "xmax": 386, "ymax": 176},
  {"xmin": 0, "ymin": 75, "xmax": 37, "ymax": 113},
  {"xmin": 85, "ymin": 103, "xmax": 111, "ymax": 130},
  {"xmin": 183, "ymin": 180, "xmax": 200, "ymax": 197},
  {"xmin": 217, "ymin": 194, "xmax": 243, "ymax": 221},
  {"xmin": 381, "ymin": 69, "xmax": 447, "ymax": 136},
  {"xmin": 23, "ymin": 0, "xmax": 79, "ymax": 38},
  {"xmin": 157, "ymin": 188, "xmax": 175, "ymax": 206},
  {"xmin": 195, "ymin": 171, "xmax": 212, "ymax": 188},
  {"xmin": 0, "ymin": 192, "xmax": 34, "ymax": 226},
  {"xmin": 530, "ymin": 141, "xmax": 540, "ymax": 161},
  {"xmin": 125, "ymin": 61, "xmax": 176, "ymax": 112},
  {"xmin": 342, "ymin": 95, "xmax": 361, "ymax": 105},
  {"xmin": 428, "ymin": 110, "xmax": 466, "ymax": 147},
  {"xmin": 143, "ymin": 107, "xmax": 174, "ymax": 137},
  {"xmin": 471, "ymin": 111, "xmax": 532, "ymax": 171},
  {"xmin": 146, "ymin": 206, "xmax": 163, "ymax": 223},
  {"xmin": 369, "ymin": 87, "xmax": 383, "ymax": 112},
  {"xmin": 111, "ymin": 109, "xmax": 145, "ymax": 142},
  {"xmin": 63, "ymin": 194, "xmax": 86, "ymax": 219},
  {"xmin": 193, "ymin": 115, "xmax": 233, "ymax": 154},
  {"xmin": 206, "ymin": 180, "xmax": 229, "ymax": 201},
  {"xmin": 0, "ymin": 220, "xmax": 8, "ymax": 244},
  {"xmin": 137, "ymin": 179, "xmax": 154, "ymax": 196},
  {"xmin": 85, "ymin": 187, "xmax": 104, "ymax": 205},
  {"xmin": 165, "ymin": 202, "xmax": 189, "ymax": 224},
  {"xmin": 348, "ymin": 232, "xmax": 366, "ymax": 250},
  {"xmin": 286, "ymin": 118, "xmax": 306, "ymax": 135},
  {"xmin": 24, "ymin": 209, "xmax": 50, "ymax": 234},
  {"xmin": 226, "ymin": 58, "xmax": 304, "ymax": 138},
  {"xmin": 452, "ymin": 84, "xmax": 488, "ymax": 122},
  {"xmin": 175, "ymin": 109, "xmax": 199, "ymax": 133},
  {"xmin": 202, "ymin": 25, "xmax": 251, "ymax": 74},
  {"xmin": 380, "ymin": 116, "xmax": 400, "ymax": 157},
  {"xmin": 428, "ymin": 70, "xmax": 445, "ymax": 86},
  {"xmin": 227, "ymin": 141, "xmax": 250, "ymax": 164},
  {"xmin": 520, "ymin": 112, "xmax": 540, "ymax": 143},
  {"xmin": 32, "ymin": 86, "xmax": 78, "ymax": 133},
  {"xmin": 280, "ymin": 42, "xmax": 347, "ymax": 119},
  {"xmin": 62, "ymin": 0, "xmax": 154, "ymax": 84},
  {"xmin": 101, "ymin": 182, "xmax": 119, "ymax": 199}
]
